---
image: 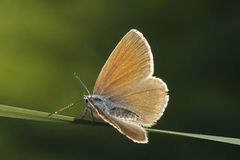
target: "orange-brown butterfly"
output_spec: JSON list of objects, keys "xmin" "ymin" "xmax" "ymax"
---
[
  {"xmin": 83, "ymin": 29, "xmax": 169, "ymax": 143},
  {"xmin": 53, "ymin": 29, "xmax": 169, "ymax": 143}
]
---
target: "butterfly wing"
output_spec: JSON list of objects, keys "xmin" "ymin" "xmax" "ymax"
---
[
  {"xmin": 92, "ymin": 29, "xmax": 168, "ymax": 142},
  {"xmin": 114, "ymin": 76, "xmax": 169, "ymax": 127},
  {"xmin": 89, "ymin": 102, "xmax": 148, "ymax": 143},
  {"xmin": 94, "ymin": 29, "xmax": 154, "ymax": 95}
]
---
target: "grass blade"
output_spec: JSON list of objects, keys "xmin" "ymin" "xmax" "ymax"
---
[
  {"xmin": 147, "ymin": 128, "xmax": 240, "ymax": 146},
  {"xmin": 0, "ymin": 104, "xmax": 239, "ymax": 146},
  {"xmin": 0, "ymin": 104, "xmax": 73, "ymax": 122},
  {"xmin": 0, "ymin": 104, "xmax": 109, "ymax": 126}
]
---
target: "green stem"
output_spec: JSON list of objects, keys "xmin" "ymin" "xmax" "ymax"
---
[{"xmin": 0, "ymin": 104, "xmax": 239, "ymax": 146}]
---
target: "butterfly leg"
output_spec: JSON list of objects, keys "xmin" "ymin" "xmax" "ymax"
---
[
  {"xmin": 80, "ymin": 106, "xmax": 97, "ymax": 122},
  {"xmin": 90, "ymin": 109, "xmax": 95, "ymax": 122},
  {"xmin": 80, "ymin": 107, "xmax": 88, "ymax": 119}
]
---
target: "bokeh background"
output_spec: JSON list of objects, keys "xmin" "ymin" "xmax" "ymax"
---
[{"xmin": 0, "ymin": 0, "xmax": 239, "ymax": 160}]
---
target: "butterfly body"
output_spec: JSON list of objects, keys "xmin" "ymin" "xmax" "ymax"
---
[{"xmin": 85, "ymin": 94, "xmax": 139, "ymax": 121}]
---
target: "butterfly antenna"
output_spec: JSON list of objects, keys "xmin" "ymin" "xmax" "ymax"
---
[
  {"xmin": 74, "ymin": 72, "xmax": 91, "ymax": 95},
  {"xmin": 49, "ymin": 99, "xmax": 82, "ymax": 116}
]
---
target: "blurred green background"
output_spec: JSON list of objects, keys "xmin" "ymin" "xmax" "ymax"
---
[{"xmin": 0, "ymin": 0, "xmax": 239, "ymax": 160}]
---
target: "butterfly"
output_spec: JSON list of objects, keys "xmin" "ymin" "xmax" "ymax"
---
[{"xmin": 82, "ymin": 29, "xmax": 169, "ymax": 143}]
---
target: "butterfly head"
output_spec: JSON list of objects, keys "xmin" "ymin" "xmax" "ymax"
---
[
  {"xmin": 83, "ymin": 95, "xmax": 91, "ymax": 104},
  {"xmin": 83, "ymin": 94, "xmax": 99, "ymax": 108}
]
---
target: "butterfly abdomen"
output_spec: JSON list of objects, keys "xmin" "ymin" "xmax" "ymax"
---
[
  {"xmin": 109, "ymin": 107, "xmax": 139, "ymax": 121},
  {"xmin": 91, "ymin": 94, "xmax": 139, "ymax": 121}
]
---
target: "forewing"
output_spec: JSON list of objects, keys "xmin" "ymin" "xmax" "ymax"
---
[{"xmin": 93, "ymin": 29, "xmax": 153, "ymax": 95}]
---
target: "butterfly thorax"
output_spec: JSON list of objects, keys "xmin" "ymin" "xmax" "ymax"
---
[{"xmin": 84, "ymin": 94, "xmax": 139, "ymax": 121}]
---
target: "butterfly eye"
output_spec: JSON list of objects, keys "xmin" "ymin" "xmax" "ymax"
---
[{"xmin": 85, "ymin": 98, "xmax": 89, "ymax": 103}]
